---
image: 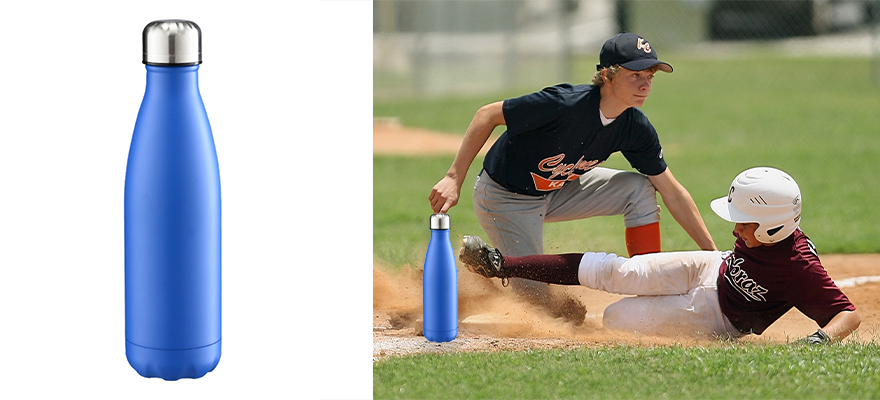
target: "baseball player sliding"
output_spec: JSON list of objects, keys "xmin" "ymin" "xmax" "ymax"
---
[
  {"xmin": 459, "ymin": 167, "xmax": 861, "ymax": 343},
  {"xmin": 429, "ymin": 32, "xmax": 717, "ymax": 322}
]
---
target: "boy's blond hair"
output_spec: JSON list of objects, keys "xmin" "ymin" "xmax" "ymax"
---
[{"xmin": 591, "ymin": 65, "xmax": 661, "ymax": 87}]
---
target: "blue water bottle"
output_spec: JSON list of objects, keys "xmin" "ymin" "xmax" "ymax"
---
[
  {"xmin": 124, "ymin": 20, "xmax": 221, "ymax": 380},
  {"xmin": 423, "ymin": 213, "xmax": 458, "ymax": 342}
]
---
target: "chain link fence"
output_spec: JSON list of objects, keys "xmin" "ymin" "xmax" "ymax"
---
[{"xmin": 374, "ymin": 0, "xmax": 880, "ymax": 100}]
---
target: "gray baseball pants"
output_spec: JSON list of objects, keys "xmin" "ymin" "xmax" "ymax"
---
[{"xmin": 472, "ymin": 167, "xmax": 661, "ymax": 301}]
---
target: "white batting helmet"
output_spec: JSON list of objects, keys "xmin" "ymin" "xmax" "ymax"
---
[{"xmin": 710, "ymin": 167, "xmax": 802, "ymax": 243}]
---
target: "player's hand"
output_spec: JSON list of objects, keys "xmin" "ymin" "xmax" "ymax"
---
[
  {"xmin": 794, "ymin": 329, "xmax": 830, "ymax": 345},
  {"xmin": 429, "ymin": 176, "xmax": 461, "ymax": 214}
]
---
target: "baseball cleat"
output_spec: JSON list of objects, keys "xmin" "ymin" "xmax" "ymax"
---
[{"xmin": 459, "ymin": 235, "xmax": 507, "ymax": 283}]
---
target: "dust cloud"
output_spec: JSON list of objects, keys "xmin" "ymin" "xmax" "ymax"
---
[{"xmin": 372, "ymin": 260, "xmax": 686, "ymax": 344}]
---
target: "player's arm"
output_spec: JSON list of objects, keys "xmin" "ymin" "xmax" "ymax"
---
[
  {"xmin": 429, "ymin": 101, "xmax": 506, "ymax": 213},
  {"xmin": 647, "ymin": 168, "xmax": 718, "ymax": 251},
  {"xmin": 820, "ymin": 309, "xmax": 861, "ymax": 343}
]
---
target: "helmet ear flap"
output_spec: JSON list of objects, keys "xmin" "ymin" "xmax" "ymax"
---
[
  {"xmin": 758, "ymin": 225, "xmax": 785, "ymax": 242},
  {"xmin": 765, "ymin": 225, "xmax": 784, "ymax": 237}
]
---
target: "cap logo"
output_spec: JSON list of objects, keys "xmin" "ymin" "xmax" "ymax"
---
[
  {"xmin": 728, "ymin": 186, "xmax": 735, "ymax": 203},
  {"xmin": 637, "ymin": 38, "xmax": 652, "ymax": 54}
]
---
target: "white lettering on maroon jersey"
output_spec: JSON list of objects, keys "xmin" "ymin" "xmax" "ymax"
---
[{"xmin": 723, "ymin": 255, "xmax": 769, "ymax": 302}]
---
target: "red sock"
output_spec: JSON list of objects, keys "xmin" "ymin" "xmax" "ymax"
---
[{"xmin": 625, "ymin": 222, "xmax": 661, "ymax": 257}]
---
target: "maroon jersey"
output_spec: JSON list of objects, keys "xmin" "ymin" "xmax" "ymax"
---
[{"xmin": 717, "ymin": 229, "xmax": 855, "ymax": 335}]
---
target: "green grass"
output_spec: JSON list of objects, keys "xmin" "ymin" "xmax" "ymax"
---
[
  {"xmin": 373, "ymin": 54, "xmax": 880, "ymax": 399},
  {"xmin": 374, "ymin": 55, "xmax": 880, "ymax": 267},
  {"xmin": 374, "ymin": 342, "xmax": 880, "ymax": 399}
]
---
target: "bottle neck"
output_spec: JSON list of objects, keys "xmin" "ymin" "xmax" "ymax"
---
[
  {"xmin": 430, "ymin": 229, "xmax": 450, "ymax": 238},
  {"xmin": 145, "ymin": 65, "xmax": 200, "ymax": 92}
]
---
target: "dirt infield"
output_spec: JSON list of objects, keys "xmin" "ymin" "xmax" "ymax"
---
[{"xmin": 373, "ymin": 120, "xmax": 880, "ymax": 361}]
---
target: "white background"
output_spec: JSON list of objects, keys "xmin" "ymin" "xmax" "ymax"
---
[{"xmin": 0, "ymin": 1, "xmax": 372, "ymax": 399}]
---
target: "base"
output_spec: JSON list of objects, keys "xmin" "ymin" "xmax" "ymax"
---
[{"xmin": 126, "ymin": 340, "xmax": 221, "ymax": 380}]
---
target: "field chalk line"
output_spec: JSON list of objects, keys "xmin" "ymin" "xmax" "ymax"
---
[{"xmin": 836, "ymin": 275, "xmax": 880, "ymax": 288}]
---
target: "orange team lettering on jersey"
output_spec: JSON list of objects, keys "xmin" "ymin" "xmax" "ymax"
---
[{"xmin": 531, "ymin": 154, "xmax": 602, "ymax": 191}]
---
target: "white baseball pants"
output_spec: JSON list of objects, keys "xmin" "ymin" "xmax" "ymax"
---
[{"xmin": 577, "ymin": 250, "xmax": 743, "ymax": 338}]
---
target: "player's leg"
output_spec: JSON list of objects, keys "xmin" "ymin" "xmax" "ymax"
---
[
  {"xmin": 502, "ymin": 253, "xmax": 583, "ymax": 285},
  {"xmin": 601, "ymin": 286, "xmax": 743, "ymax": 338},
  {"xmin": 578, "ymin": 250, "xmax": 724, "ymax": 296},
  {"xmin": 472, "ymin": 171, "xmax": 551, "ymax": 302},
  {"xmin": 545, "ymin": 167, "xmax": 661, "ymax": 256},
  {"xmin": 624, "ymin": 221, "xmax": 661, "ymax": 256},
  {"xmin": 472, "ymin": 172, "xmax": 588, "ymax": 323},
  {"xmin": 460, "ymin": 238, "xmax": 583, "ymax": 285},
  {"xmin": 460, "ymin": 240, "xmax": 725, "ymax": 293},
  {"xmin": 581, "ymin": 250, "xmax": 742, "ymax": 337}
]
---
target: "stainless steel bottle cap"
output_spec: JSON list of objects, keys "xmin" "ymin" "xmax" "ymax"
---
[
  {"xmin": 430, "ymin": 214, "xmax": 450, "ymax": 230},
  {"xmin": 143, "ymin": 20, "xmax": 202, "ymax": 66}
]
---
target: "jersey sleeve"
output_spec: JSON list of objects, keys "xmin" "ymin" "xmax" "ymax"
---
[
  {"xmin": 787, "ymin": 257, "xmax": 856, "ymax": 328},
  {"xmin": 620, "ymin": 111, "xmax": 667, "ymax": 176},
  {"xmin": 502, "ymin": 85, "xmax": 574, "ymax": 138}
]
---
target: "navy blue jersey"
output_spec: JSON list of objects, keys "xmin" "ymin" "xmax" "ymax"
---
[{"xmin": 482, "ymin": 84, "xmax": 667, "ymax": 196}]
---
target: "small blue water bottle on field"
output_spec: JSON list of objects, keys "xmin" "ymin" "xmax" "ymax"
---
[
  {"xmin": 423, "ymin": 213, "xmax": 458, "ymax": 342},
  {"xmin": 124, "ymin": 20, "xmax": 221, "ymax": 380}
]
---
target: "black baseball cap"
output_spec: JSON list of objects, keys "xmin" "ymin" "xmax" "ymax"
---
[{"xmin": 596, "ymin": 32, "xmax": 673, "ymax": 73}]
